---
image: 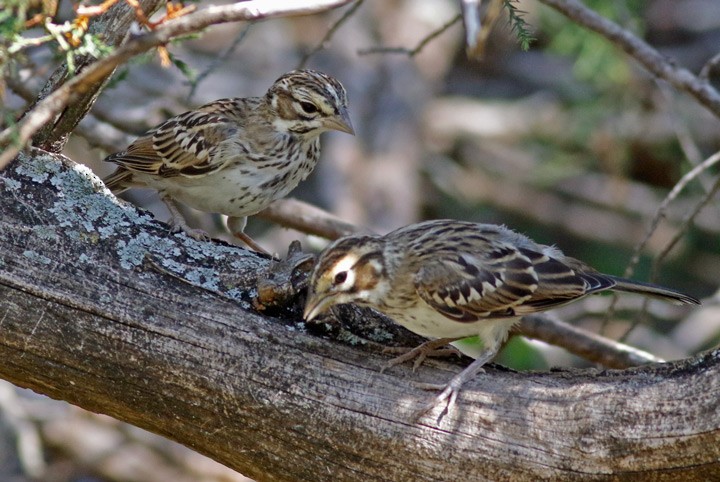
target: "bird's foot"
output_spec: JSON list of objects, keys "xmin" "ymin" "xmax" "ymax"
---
[
  {"xmin": 409, "ymin": 355, "xmax": 492, "ymax": 423},
  {"xmin": 180, "ymin": 227, "xmax": 211, "ymax": 241},
  {"xmin": 167, "ymin": 218, "xmax": 210, "ymax": 241},
  {"xmin": 381, "ymin": 338, "xmax": 462, "ymax": 373}
]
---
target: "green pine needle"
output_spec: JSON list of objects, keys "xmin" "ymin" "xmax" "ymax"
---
[{"xmin": 504, "ymin": 0, "xmax": 535, "ymax": 51}]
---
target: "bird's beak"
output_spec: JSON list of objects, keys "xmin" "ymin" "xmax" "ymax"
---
[
  {"xmin": 303, "ymin": 292, "xmax": 334, "ymax": 322},
  {"xmin": 325, "ymin": 106, "xmax": 355, "ymax": 135}
]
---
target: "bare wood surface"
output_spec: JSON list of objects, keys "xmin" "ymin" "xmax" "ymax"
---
[{"xmin": 1, "ymin": 150, "xmax": 719, "ymax": 481}]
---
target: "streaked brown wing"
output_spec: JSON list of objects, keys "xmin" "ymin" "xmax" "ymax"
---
[
  {"xmin": 104, "ymin": 102, "xmax": 239, "ymax": 178},
  {"xmin": 511, "ymin": 249, "xmax": 613, "ymax": 314},
  {"xmin": 414, "ymin": 246, "xmax": 604, "ymax": 320},
  {"xmin": 414, "ymin": 245, "xmax": 539, "ymax": 321}
]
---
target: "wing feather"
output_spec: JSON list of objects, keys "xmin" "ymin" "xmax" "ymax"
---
[
  {"xmin": 414, "ymin": 245, "xmax": 538, "ymax": 321},
  {"xmin": 413, "ymin": 245, "xmax": 605, "ymax": 321},
  {"xmin": 104, "ymin": 99, "xmax": 244, "ymax": 178}
]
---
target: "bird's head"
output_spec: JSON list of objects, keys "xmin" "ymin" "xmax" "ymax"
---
[
  {"xmin": 267, "ymin": 69, "xmax": 354, "ymax": 137},
  {"xmin": 304, "ymin": 236, "xmax": 389, "ymax": 322}
]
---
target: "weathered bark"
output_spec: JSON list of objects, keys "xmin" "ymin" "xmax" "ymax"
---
[{"xmin": 0, "ymin": 150, "xmax": 719, "ymax": 481}]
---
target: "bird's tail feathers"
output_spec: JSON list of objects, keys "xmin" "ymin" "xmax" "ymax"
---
[
  {"xmin": 607, "ymin": 275, "xmax": 700, "ymax": 305},
  {"xmin": 102, "ymin": 169, "xmax": 132, "ymax": 194}
]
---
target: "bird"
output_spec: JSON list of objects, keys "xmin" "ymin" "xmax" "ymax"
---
[
  {"xmin": 303, "ymin": 219, "xmax": 700, "ymax": 420},
  {"xmin": 102, "ymin": 69, "xmax": 354, "ymax": 250}
]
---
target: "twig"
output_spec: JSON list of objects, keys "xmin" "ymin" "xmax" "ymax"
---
[
  {"xmin": 5, "ymin": 76, "xmax": 36, "ymax": 103},
  {"xmin": 699, "ymin": 51, "xmax": 720, "ymax": 81},
  {"xmin": 462, "ymin": 0, "xmax": 504, "ymax": 59},
  {"xmin": 297, "ymin": 0, "xmax": 363, "ymax": 69},
  {"xmin": 537, "ymin": 0, "xmax": 720, "ymax": 119},
  {"xmin": 518, "ymin": 313, "xmax": 663, "ymax": 368},
  {"xmin": 623, "ymin": 151, "xmax": 720, "ymax": 280},
  {"xmin": 0, "ymin": 0, "xmax": 355, "ymax": 170},
  {"xmin": 357, "ymin": 13, "xmax": 461, "ymax": 57},
  {"xmin": 460, "ymin": 0, "xmax": 483, "ymax": 57},
  {"xmin": 255, "ymin": 197, "xmax": 374, "ymax": 240},
  {"xmin": 657, "ymin": 81, "xmax": 720, "ymax": 216}
]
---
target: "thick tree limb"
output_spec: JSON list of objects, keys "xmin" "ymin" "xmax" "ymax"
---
[{"xmin": 1, "ymin": 150, "xmax": 718, "ymax": 481}]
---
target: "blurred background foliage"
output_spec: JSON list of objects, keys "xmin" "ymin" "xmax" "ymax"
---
[{"xmin": 2, "ymin": 0, "xmax": 719, "ymax": 480}]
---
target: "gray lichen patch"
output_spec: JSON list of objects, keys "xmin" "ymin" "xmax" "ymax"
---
[
  {"xmin": 22, "ymin": 250, "xmax": 52, "ymax": 265},
  {"xmin": 8, "ymin": 150, "xmax": 269, "ymax": 307},
  {"xmin": 12, "ymin": 151, "xmax": 149, "ymax": 239}
]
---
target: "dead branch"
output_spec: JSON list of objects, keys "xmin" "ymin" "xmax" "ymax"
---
[
  {"xmin": 1, "ymin": 150, "xmax": 718, "ymax": 481},
  {"xmin": 297, "ymin": 0, "xmax": 364, "ymax": 69},
  {"xmin": 357, "ymin": 13, "xmax": 461, "ymax": 57}
]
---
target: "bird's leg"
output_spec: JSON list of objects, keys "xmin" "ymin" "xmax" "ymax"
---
[
  {"xmin": 381, "ymin": 337, "xmax": 463, "ymax": 373},
  {"xmin": 227, "ymin": 216, "xmax": 273, "ymax": 256},
  {"xmin": 411, "ymin": 346, "xmax": 498, "ymax": 423},
  {"xmin": 162, "ymin": 197, "xmax": 210, "ymax": 241}
]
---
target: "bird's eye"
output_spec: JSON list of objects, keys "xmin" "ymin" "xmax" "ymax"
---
[
  {"xmin": 333, "ymin": 271, "xmax": 348, "ymax": 285},
  {"xmin": 300, "ymin": 101, "xmax": 319, "ymax": 114}
]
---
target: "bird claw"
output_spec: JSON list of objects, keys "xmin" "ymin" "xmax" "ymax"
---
[
  {"xmin": 409, "ymin": 357, "xmax": 490, "ymax": 423},
  {"xmin": 167, "ymin": 221, "xmax": 210, "ymax": 241},
  {"xmin": 410, "ymin": 383, "xmax": 460, "ymax": 423},
  {"xmin": 181, "ymin": 227, "xmax": 211, "ymax": 241},
  {"xmin": 381, "ymin": 338, "xmax": 462, "ymax": 373}
]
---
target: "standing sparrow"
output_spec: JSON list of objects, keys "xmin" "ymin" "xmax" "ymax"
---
[
  {"xmin": 103, "ymin": 69, "xmax": 354, "ymax": 249},
  {"xmin": 303, "ymin": 219, "xmax": 699, "ymax": 420}
]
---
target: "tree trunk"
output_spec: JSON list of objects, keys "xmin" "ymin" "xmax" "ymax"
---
[{"xmin": 1, "ymin": 150, "xmax": 719, "ymax": 481}]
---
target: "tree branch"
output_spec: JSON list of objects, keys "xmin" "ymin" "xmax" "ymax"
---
[
  {"xmin": 537, "ymin": 0, "xmax": 720, "ymax": 118},
  {"xmin": 1, "ymin": 150, "xmax": 719, "ymax": 480},
  {"xmin": 256, "ymin": 197, "xmax": 374, "ymax": 239},
  {"xmin": 28, "ymin": 0, "xmax": 166, "ymax": 153}
]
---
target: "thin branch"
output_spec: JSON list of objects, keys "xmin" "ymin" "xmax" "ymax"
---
[
  {"xmin": 0, "ymin": 0, "xmax": 355, "ymax": 170},
  {"xmin": 4, "ymin": 75, "xmax": 36, "ymax": 103},
  {"xmin": 297, "ymin": 0, "xmax": 364, "ymax": 69},
  {"xmin": 699, "ymin": 51, "xmax": 720, "ymax": 81},
  {"xmin": 518, "ymin": 314, "xmax": 663, "ymax": 368},
  {"xmin": 461, "ymin": 0, "xmax": 504, "ymax": 59},
  {"xmin": 256, "ymin": 197, "xmax": 374, "ymax": 239},
  {"xmin": 537, "ymin": 0, "xmax": 720, "ymax": 119},
  {"xmin": 357, "ymin": 13, "xmax": 461, "ymax": 57},
  {"xmin": 622, "ymin": 150, "xmax": 720, "ymax": 281}
]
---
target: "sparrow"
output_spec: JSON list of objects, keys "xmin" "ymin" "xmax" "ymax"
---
[
  {"xmin": 304, "ymin": 219, "xmax": 700, "ymax": 420},
  {"xmin": 103, "ymin": 69, "xmax": 353, "ymax": 250}
]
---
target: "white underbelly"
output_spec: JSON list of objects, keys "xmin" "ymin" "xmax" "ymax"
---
[
  {"xmin": 383, "ymin": 300, "xmax": 521, "ymax": 354},
  {"xmin": 138, "ymin": 164, "xmax": 307, "ymax": 217}
]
